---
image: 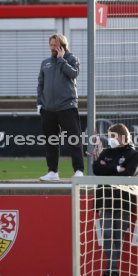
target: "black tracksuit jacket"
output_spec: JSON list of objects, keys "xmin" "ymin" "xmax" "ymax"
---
[{"xmin": 93, "ymin": 144, "xmax": 138, "ymax": 211}]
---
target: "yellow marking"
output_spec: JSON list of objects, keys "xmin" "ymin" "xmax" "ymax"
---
[{"xmin": 0, "ymin": 238, "xmax": 11, "ymax": 256}]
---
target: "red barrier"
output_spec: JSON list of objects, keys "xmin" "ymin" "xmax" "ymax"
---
[
  {"xmin": 0, "ymin": 196, "xmax": 72, "ymax": 276},
  {"xmin": 0, "ymin": 195, "xmax": 137, "ymax": 275}
]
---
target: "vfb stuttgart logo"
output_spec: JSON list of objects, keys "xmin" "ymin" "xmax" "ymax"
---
[{"xmin": 0, "ymin": 210, "xmax": 19, "ymax": 261}]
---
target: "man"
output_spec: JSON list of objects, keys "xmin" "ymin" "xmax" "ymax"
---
[
  {"xmin": 37, "ymin": 33, "xmax": 84, "ymax": 181},
  {"xmin": 93, "ymin": 123, "xmax": 138, "ymax": 276}
]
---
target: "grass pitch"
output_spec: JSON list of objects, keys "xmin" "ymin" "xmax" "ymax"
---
[{"xmin": 0, "ymin": 158, "xmax": 87, "ymax": 180}]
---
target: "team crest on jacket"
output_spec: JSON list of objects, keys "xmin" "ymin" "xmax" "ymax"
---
[
  {"xmin": 118, "ymin": 156, "xmax": 125, "ymax": 164},
  {"xmin": 0, "ymin": 210, "xmax": 19, "ymax": 261}
]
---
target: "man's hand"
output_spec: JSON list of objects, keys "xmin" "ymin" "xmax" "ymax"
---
[
  {"xmin": 56, "ymin": 47, "xmax": 65, "ymax": 58},
  {"xmin": 37, "ymin": 105, "xmax": 42, "ymax": 115}
]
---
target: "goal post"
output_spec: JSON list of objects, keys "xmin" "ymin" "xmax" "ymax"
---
[
  {"xmin": 72, "ymin": 182, "xmax": 80, "ymax": 276},
  {"xmin": 72, "ymin": 176, "xmax": 138, "ymax": 276}
]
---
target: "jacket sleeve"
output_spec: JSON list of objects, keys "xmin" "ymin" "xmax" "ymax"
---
[
  {"xmin": 93, "ymin": 148, "xmax": 138, "ymax": 176},
  {"xmin": 57, "ymin": 55, "xmax": 80, "ymax": 79},
  {"xmin": 37, "ymin": 61, "xmax": 44, "ymax": 105},
  {"xmin": 93, "ymin": 150, "xmax": 117, "ymax": 176},
  {"xmin": 117, "ymin": 151, "xmax": 138, "ymax": 176}
]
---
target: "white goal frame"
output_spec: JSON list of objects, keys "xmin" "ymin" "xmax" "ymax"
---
[{"xmin": 72, "ymin": 176, "xmax": 138, "ymax": 276}]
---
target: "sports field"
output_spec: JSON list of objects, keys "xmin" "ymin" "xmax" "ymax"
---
[{"xmin": 0, "ymin": 158, "xmax": 87, "ymax": 180}]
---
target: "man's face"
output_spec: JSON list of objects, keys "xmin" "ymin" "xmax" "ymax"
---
[{"xmin": 49, "ymin": 38, "xmax": 59, "ymax": 57}]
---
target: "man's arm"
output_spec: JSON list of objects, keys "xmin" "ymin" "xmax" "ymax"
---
[
  {"xmin": 57, "ymin": 53, "xmax": 80, "ymax": 79},
  {"xmin": 56, "ymin": 47, "xmax": 79, "ymax": 79},
  {"xmin": 37, "ymin": 61, "xmax": 44, "ymax": 106}
]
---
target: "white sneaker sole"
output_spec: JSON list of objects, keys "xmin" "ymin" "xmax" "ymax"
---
[{"xmin": 39, "ymin": 177, "xmax": 60, "ymax": 181}]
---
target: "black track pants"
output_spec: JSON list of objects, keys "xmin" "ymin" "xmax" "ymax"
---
[{"xmin": 40, "ymin": 108, "xmax": 84, "ymax": 173}]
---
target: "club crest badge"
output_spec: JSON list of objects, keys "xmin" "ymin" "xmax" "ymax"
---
[{"xmin": 0, "ymin": 210, "xmax": 19, "ymax": 261}]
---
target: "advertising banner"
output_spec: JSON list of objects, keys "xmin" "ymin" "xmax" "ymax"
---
[{"xmin": 0, "ymin": 195, "xmax": 137, "ymax": 276}]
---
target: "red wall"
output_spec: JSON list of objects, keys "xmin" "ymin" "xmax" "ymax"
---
[
  {"xmin": 0, "ymin": 196, "xmax": 72, "ymax": 276},
  {"xmin": 0, "ymin": 195, "xmax": 137, "ymax": 276}
]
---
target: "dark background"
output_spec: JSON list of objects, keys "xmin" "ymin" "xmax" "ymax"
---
[{"xmin": 0, "ymin": 114, "xmax": 137, "ymax": 157}]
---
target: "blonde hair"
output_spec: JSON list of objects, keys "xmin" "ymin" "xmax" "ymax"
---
[{"xmin": 49, "ymin": 33, "xmax": 69, "ymax": 51}]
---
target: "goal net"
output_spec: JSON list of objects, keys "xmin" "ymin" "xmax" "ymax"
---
[{"xmin": 72, "ymin": 176, "xmax": 138, "ymax": 276}]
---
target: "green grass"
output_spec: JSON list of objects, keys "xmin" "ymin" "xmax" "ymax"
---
[{"xmin": 0, "ymin": 158, "xmax": 87, "ymax": 180}]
